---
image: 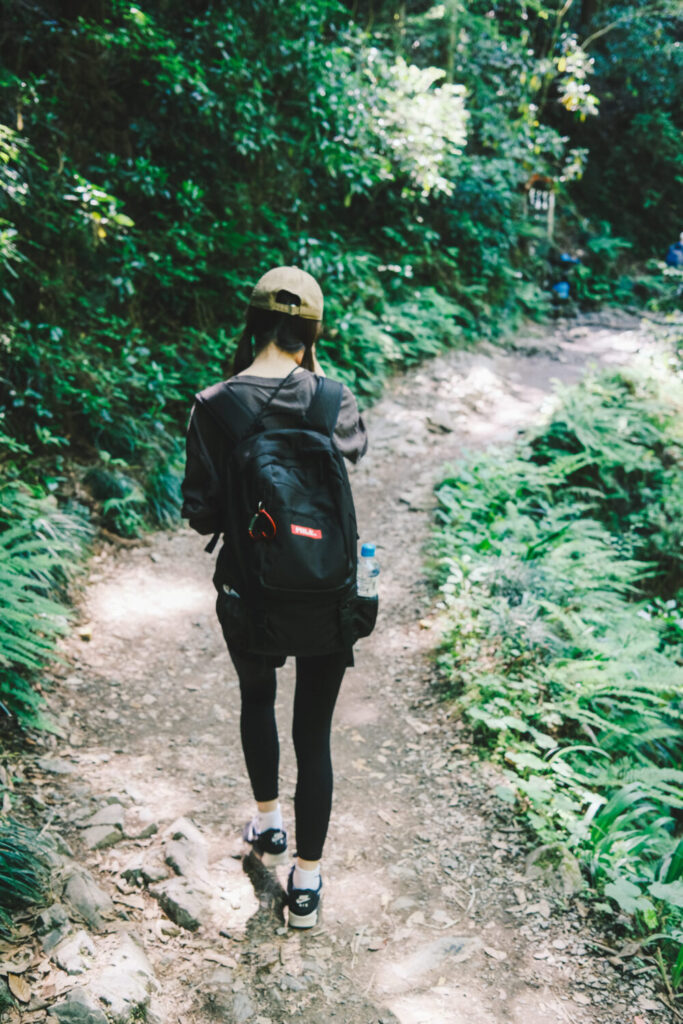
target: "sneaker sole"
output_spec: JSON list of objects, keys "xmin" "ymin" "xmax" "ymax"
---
[
  {"xmin": 288, "ymin": 903, "xmax": 320, "ymax": 929},
  {"xmin": 261, "ymin": 849, "xmax": 289, "ymax": 868}
]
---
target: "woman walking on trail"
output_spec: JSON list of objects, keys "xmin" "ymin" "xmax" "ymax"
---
[{"xmin": 181, "ymin": 266, "xmax": 371, "ymax": 928}]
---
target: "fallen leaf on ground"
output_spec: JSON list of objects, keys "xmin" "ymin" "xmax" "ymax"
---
[
  {"xmin": 405, "ymin": 715, "xmax": 431, "ymax": 735},
  {"xmin": 638, "ymin": 998, "xmax": 662, "ymax": 1011},
  {"xmin": 8, "ymin": 973, "xmax": 31, "ymax": 1003},
  {"xmin": 525, "ymin": 898, "xmax": 551, "ymax": 918},
  {"xmin": 113, "ymin": 893, "xmax": 145, "ymax": 910},
  {"xmin": 483, "ymin": 947, "xmax": 507, "ymax": 961},
  {"xmin": 0, "ymin": 947, "xmax": 32, "ymax": 974},
  {"xmin": 617, "ymin": 939, "xmax": 645, "ymax": 958},
  {"xmin": 203, "ymin": 951, "xmax": 238, "ymax": 968},
  {"xmin": 152, "ymin": 920, "xmax": 169, "ymax": 943}
]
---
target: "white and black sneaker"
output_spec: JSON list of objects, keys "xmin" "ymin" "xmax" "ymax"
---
[
  {"xmin": 287, "ymin": 865, "xmax": 322, "ymax": 929},
  {"xmin": 242, "ymin": 818, "xmax": 289, "ymax": 867}
]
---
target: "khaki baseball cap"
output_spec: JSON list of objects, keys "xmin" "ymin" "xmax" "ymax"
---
[{"xmin": 250, "ymin": 266, "xmax": 324, "ymax": 320}]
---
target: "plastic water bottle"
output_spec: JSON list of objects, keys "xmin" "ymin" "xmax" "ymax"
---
[{"xmin": 357, "ymin": 543, "xmax": 380, "ymax": 598}]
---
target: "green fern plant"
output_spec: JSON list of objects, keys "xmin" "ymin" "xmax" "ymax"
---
[
  {"xmin": 432, "ymin": 363, "xmax": 683, "ymax": 987},
  {"xmin": 0, "ymin": 487, "xmax": 90, "ymax": 727},
  {"xmin": 0, "ymin": 820, "xmax": 52, "ymax": 933}
]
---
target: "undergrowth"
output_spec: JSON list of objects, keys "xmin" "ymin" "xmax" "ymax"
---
[
  {"xmin": 432, "ymin": 351, "xmax": 683, "ymax": 990},
  {"xmin": 0, "ymin": 819, "xmax": 52, "ymax": 935},
  {"xmin": 0, "ymin": 484, "xmax": 91, "ymax": 730},
  {"xmin": 0, "ymin": 483, "xmax": 88, "ymax": 927}
]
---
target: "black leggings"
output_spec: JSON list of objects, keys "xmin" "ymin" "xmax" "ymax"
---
[{"xmin": 227, "ymin": 646, "xmax": 347, "ymax": 861}]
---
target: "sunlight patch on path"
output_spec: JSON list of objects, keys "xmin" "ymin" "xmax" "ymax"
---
[{"xmin": 87, "ymin": 575, "xmax": 209, "ymax": 630}]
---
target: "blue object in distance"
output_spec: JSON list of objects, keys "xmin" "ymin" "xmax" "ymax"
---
[{"xmin": 552, "ymin": 281, "xmax": 570, "ymax": 299}]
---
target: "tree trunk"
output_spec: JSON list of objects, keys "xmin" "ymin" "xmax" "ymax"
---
[
  {"xmin": 580, "ymin": 0, "xmax": 601, "ymax": 33},
  {"xmin": 445, "ymin": 0, "xmax": 458, "ymax": 83},
  {"xmin": 393, "ymin": 1, "xmax": 406, "ymax": 52}
]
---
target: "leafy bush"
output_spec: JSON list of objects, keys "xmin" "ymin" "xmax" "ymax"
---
[
  {"xmin": 0, "ymin": 2, "xmax": 677, "ymax": 537},
  {"xmin": 0, "ymin": 820, "xmax": 52, "ymax": 934},
  {"xmin": 1, "ymin": 0, "xmax": 609, "ymax": 534},
  {"xmin": 570, "ymin": 10, "xmax": 683, "ymax": 254},
  {"xmin": 432, "ymin": 358, "xmax": 683, "ymax": 986},
  {"xmin": 0, "ymin": 486, "xmax": 90, "ymax": 729},
  {"xmin": 570, "ymin": 226, "xmax": 634, "ymax": 308},
  {"xmin": 633, "ymin": 261, "xmax": 683, "ymax": 314}
]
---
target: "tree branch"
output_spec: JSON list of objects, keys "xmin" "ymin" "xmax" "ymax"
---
[
  {"xmin": 582, "ymin": 2, "xmax": 675, "ymax": 50},
  {"xmin": 581, "ymin": 18, "xmax": 625, "ymax": 49}
]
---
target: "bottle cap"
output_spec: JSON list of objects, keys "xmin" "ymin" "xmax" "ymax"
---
[{"xmin": 360, "ymin": 543, "xmax": 376, "ymax": 558}]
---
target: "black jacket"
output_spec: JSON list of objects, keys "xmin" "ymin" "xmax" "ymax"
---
[{"xmin": 181, "ymin": 369, "xmax": 368, "ymax": 586}]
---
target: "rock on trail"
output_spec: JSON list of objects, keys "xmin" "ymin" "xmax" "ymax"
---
[{"xmin": 31, "ymin": 317, "xmax": 672, "ymax": 1023}]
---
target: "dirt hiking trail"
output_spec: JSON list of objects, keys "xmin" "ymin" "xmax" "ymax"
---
[{"xmin": 32, "ymin": 317, "xmax": 672, "ymax": 1024}]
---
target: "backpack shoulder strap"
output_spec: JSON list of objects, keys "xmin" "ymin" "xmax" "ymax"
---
[
  {"xmin": 194, "ymin": 383, "xmax": 254, "ymax": 555},
  {"xmin": 303, "ymin": 377, "xmax": 344, "ymax": 437},
  {"xmin": 197, "ymin": 368, "xmax": 298, "ymax": 443},
  {"xmin": 195, "ymin": 381, "xmax": 255, "ymax": 443}
]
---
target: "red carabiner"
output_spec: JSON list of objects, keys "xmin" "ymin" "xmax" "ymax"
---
[{"xmin": 248, "ymin": 502, "xmax": 277, "ymax": 541}]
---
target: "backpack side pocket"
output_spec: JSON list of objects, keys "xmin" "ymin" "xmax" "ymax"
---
[
  {"xmin": 351, "ymin": 595, "xmax": 378, "ymax": 642},
  {"xmin": 216, "ymin": 588, "xmax": 250, "ymax": 651}
]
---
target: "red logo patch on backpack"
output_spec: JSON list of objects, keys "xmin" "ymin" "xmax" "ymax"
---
[{"xmin": 291, "ymin": 523, "xmax": 323, "ymax": 540}]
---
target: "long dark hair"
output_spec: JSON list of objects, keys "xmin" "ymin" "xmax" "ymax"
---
[{"xmin": 232, "ymin": 290, "xmax": 322, "ymax": 376}]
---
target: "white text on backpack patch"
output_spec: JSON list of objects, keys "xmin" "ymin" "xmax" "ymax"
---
[{"xmin": 291, "ymin": 524, "xmax": 323, "ymax": 539}]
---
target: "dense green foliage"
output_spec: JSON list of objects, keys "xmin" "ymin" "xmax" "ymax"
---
[
  {"xmin": 1, "ymin": 1, "xmax": 680, "ymax": 536},
  {"xmin": 571, "ymin": 4, "xmax": 683, "ymax": 251},
  {"xmin": 433, "ymin": 347, "xmax": 683, "ymax": 985}
]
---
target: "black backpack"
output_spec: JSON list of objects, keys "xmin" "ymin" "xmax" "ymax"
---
[{"xmin": 197, "ymin": 372, "xmax": 377, "ymax": 657}]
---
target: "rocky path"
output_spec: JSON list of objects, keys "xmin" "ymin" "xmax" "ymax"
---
[{"xmin": 18, "ymin": 317, "xmax": 673, "ymax": 1024}]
